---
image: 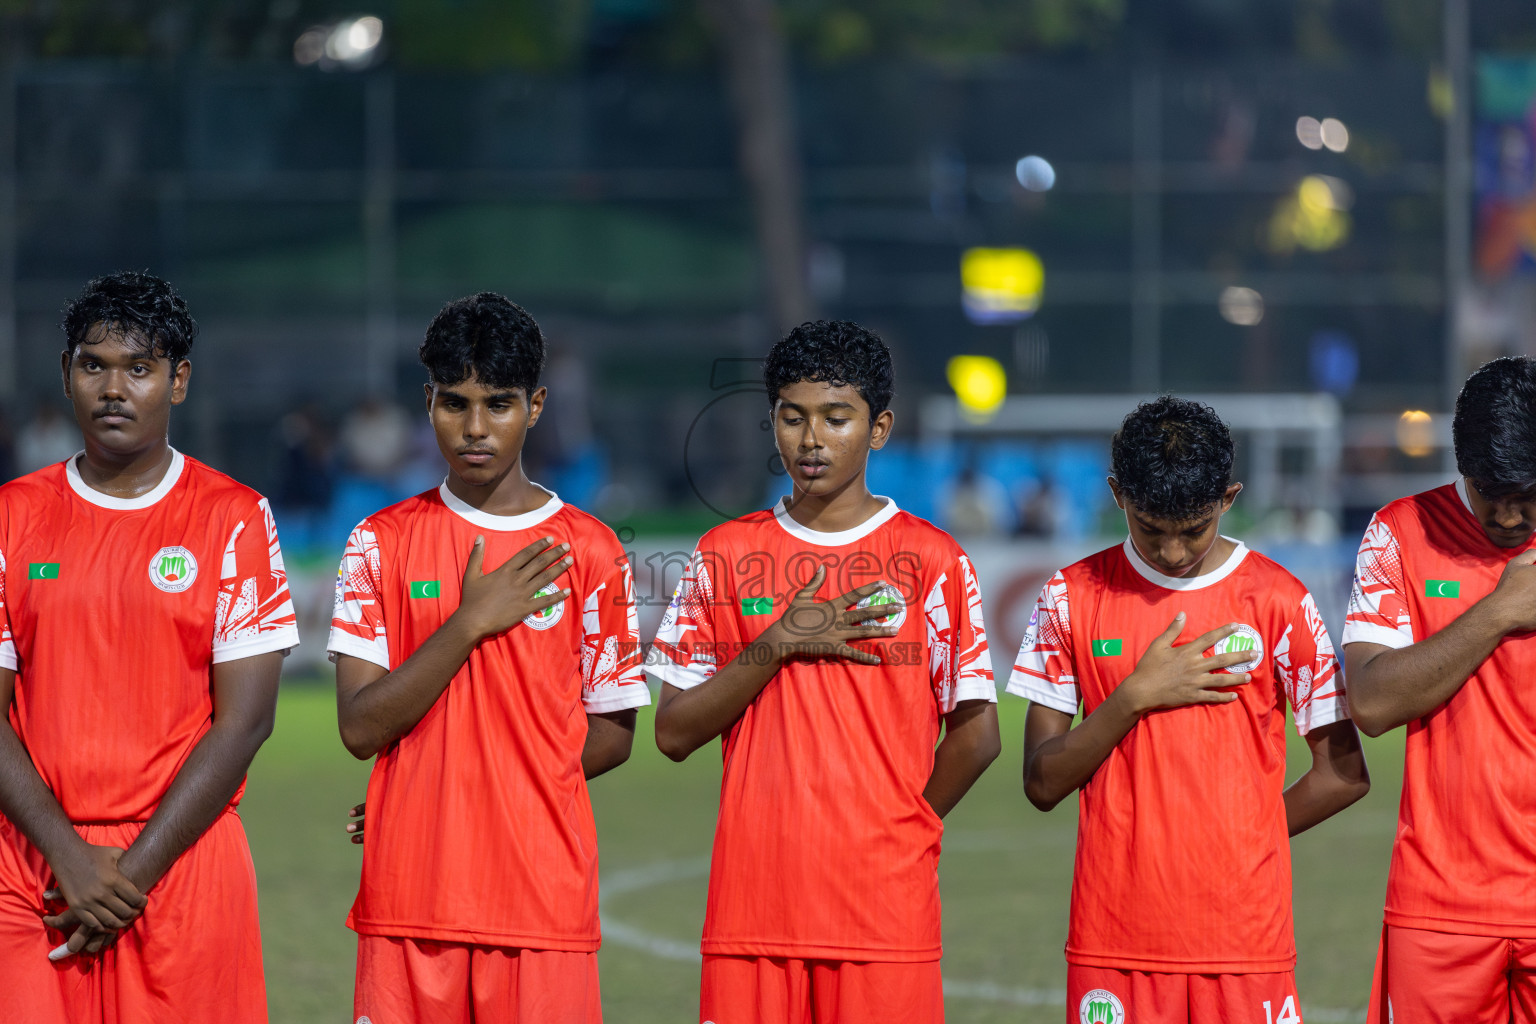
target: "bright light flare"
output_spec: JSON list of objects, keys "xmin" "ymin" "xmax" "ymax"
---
[
  {"xmin": 1397, "ymin": 410, "xmax": 1435, "ymax": 458},
  {"xmin": 293, "ymin": 27, "xmax": 327, "ymax": 65},
  {"xmin": 960, "ymin": 247, "xmax": 1043, "ymax": 325},
  {"xmin": 1319, "ymin": 117, "xmax": 1349, "ymax": 153},
  {"xmin": 297, "ymin": 15, "xmax": 384, "ymax": 69},
  {"xmin": 947, "ymin": 356, "xmax": 1008, "ymax": 421},
  {"xmin": 1014, "ymin": 155, "xmax": 1056, "ymax": 192},
  {"xmin": 1218, "ymin": 286, "xmax": 1265, "ymax": 326},
  {"xmin": 1296, "ymin": 116, "xmax": 1323, "ymax": 150},
  {"xmin": 327, "ymin": 16, "xmax": 384, "ymax": 64}
]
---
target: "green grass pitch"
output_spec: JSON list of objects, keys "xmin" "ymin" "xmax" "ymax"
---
[{"xmin": 243, "ymin": 685, "xmax": 1403, "ymax": 1023}]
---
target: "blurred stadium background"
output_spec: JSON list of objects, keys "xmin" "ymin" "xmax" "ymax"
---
[{"xmin": 3, "ymin": 1, "xmax": 1535, "ymax": 1020}]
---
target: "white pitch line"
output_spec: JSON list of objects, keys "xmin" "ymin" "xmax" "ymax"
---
[{"xmin": 600, "ymin": 856, "xmax": 1366, "ymax": 1021}]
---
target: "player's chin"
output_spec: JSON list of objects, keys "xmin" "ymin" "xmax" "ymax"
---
[
  {"xmin": 789, "ymin": 466, "xmax": 846, "ymax": 495},
  {"xmin": 451, "ymin": 458, "xmax": 506, "ymax": 485},
  {"xmin": 84, "ymin": 422, "xmax": 144, "ymax": 450}
]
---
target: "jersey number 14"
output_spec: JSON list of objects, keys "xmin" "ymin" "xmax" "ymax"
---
[{"xmin": 1263, "ymin": 997, "xmax": 1301, "ymax": 1024}]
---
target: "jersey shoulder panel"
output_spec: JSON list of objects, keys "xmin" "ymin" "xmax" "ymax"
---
[
  {"xmin": 178, "ymin": 454, "xmax": 273, "ymax": 508},
  {"xmin": 693, "ymin": 508, "xmax": 778, "ymax": 551},
  {"xmin": 351, "ymin": 488, "xmax": 446, "ymax": 536},
  {"xmin": 1237, "ymin": 550, "xmax": 1309, "ymax": 601},
  {"xmin": 0, "ymin": 463, "xmax": 69, "ymax": 520}
]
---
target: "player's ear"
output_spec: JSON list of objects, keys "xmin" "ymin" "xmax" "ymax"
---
[
  {"xmin": 1220, "ymin": 481, "xmax": 1243, "ymax": 513},
  {"xmin": 1107, "ymin": 476, "xmax": 1125, "ymax": 509},
  {"xmin": 868, "ymin": 408, "xmax": 894, "ymax": 450},
  {"xmin": 59, "ymin": 349, "xmax": 72, "ymax": 399},
  {"xmin": 168, "ymin": 359, "xmax": 191, "ymax": 406},
  {"xmin": 423, "ymin": 381, "xmax": 435, "ymax": 414},
  {"xmin": 525, "ymin": 386, "xmax": 547, "ymax": 429}
]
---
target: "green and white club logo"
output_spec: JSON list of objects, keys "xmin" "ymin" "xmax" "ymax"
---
[
  {"xmin": 1211, "ymin": 623, "xmax": 1263, "ymax": 673},
  {"xmin": 522, "ymin": 582, "xmax": 566, "ymax": 630},
  {"xmin": 1079, "ymin": 988, "xmax": 1125, "ymax": 1024},
  {"xmin": 148, "ymin": 546, "xmax": 198, "ymax": 594},
  {"xmin": 855, "ymin": 583, "xmax": 907, "ymax": 630}
]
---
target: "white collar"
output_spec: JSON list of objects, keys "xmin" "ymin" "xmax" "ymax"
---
[
  {"xmin": 1121, "ymin": 535, "xmax": 1250, "ymax": 591},
  {"xmin": 1455, "ymin": 477, "xmax": 1476, "ymax": 516},
  {"xmin": 770, "ymin": 495, "xmax": 899, "ymax": 547},
  {"xmin": 438, "ymin": 480, "xmax": 563, "ymax": 532},
  {"xmin": 66, "ymin": 448, "xmax": 185, "ymax": 510}
]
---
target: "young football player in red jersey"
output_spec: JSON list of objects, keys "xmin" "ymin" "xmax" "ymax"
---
[
  {"xmin": 328, "ymin": 292, "xmax": 649, "ymax": 1024},
  {"xmin": 649, "ymin": 320, "xmax": 1002, "ymax": 1024},
  {"xmin": 0, "ymin": 271, "xmax": 299, "ymax": 1023},
  {"xmin": 1345, "ymin": 357, "xmax": 1536, "ymax": 1024},
  {"xmin": 1012, "ymin": 396, "xmax": 1370, "ymax": 1024}
]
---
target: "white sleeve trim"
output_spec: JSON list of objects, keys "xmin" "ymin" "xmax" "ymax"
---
[
  {"xmin": 1340, "ymin": 622, "xmax": 1414, "ymax": 650},
  {"xmin": 583, "ymin": 680, "xmax": 653, "ymax": 713},
  {"xmin": 1005, "ymin": 670, "xmax": 1080, "ymax": 715},
  {"xmin": 211, "ymin": 625, "xmax": 300, "ymax": 665},
  {"xmin": 0, "ymin": 644, "xmax": 15, "ymax": 671},
  {"xmin": 951, "ymin": 674, "xmax": 998, "ymax": 704},
  {"xmin": 644, "ymin": 654, "xmax": 711, "ymax": 690},
  {"xmin": 326, "ymin": 629, "xmax": 391, "ymax": 670},
  {"xmin": 1296, "ymin": 693, "xmax": 1350, "ymax": 734}
]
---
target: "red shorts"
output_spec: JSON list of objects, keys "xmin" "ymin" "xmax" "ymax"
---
[
  {"xmin": 0, "ymin": 809, "xmax": 266, "ymax": 1024},
  {"xmin": 1067, "ymin": 963, "xmax": 1302, "ymax": 1024},
  {"xmin": 699, "ymin": 955, "xmax": 944, "ymax": 1024},
  {"xmin": 1368, "ymin": 923, "xmax": 1536, "ymax": 1024},
  {"xmin": 355, "ymin": 935, "xmax": 601, "ymax": 1024}
]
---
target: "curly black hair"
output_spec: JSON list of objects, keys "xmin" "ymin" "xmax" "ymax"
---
[
  {"xmin": 420, "ymin": 292, "xmax": 545, "ymax": 394},
  {"xmin": 1454, "ymin": 356, "xmax": 1536, "ymax": 498},
  {"xmin": 763, "ymin": 320, "xmax": 894, "ymax": 417},
  {"xmin": 1111, "ymin": 396, "xmax": 1235, "ymax": 522},
  {"xmin": 61, "ymin": 271, "xmax": 197, "ymax": 366}
]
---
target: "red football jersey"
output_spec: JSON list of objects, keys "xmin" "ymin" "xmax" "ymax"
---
[
  {"xmin": 327, "ymin": 485, "xmax": 650, "ymax": 949},
  {"xmin": 647, "ymin": 499, "xmax": 995, "ymax": 961},
  {"xmin": 1009, "ymin": 539, "xmax": 1346, "ymax": 973},
  {"xmin": 1343, "ymin": 479, "xmax": 1536, "ymax": 935},
  {"xmin": 0, "ymin": 450, "xmax": 299, "ymax": 823}
]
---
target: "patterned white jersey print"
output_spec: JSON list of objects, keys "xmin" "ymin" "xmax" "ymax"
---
[
  {"xmin": 927, "ymin": 555, "xmax": 996, "ymax": 712},
  {"xmin": 580, "ymin": 560, "xmax": 648, "ymax": 712},
  {"xmin": 1274, "ymin": 592, "xmax": 1345, "ymax": 734},
  {"xmin": 1007, "ymin": 571, "xmax": 1078, "ymax": 714},
  {"xmin": 649, "ymin": 547, "xmax": 720, "ymax": 690},
  {"xmin": 211, "ymin": 498, "xmax": 298, "ymax": 663},
  {"xmin": 330, "ymin": 521, "xmax": 389, "ymax": 669},
  {"xmin": 1342, "ymin": 513, "xmax": 1416, "ymax": 650}
]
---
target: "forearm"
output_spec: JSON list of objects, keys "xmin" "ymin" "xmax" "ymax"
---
[
  {"xmin": 0, "ymin": 720, "xmax": 87, "ymax": 868},
  {"xmin": 1283, "ymin": 767, "xmax": 1368, "ymax": 836},
  {"xmin": 337, "ymin": 614, "xmax": 482, "ymax": 758},
  {"xmin": 1283, "ymin": 719, "xmax": 1370, "ymax": 836},
  {"xmin": 1024, "ymin": 691, "xmax": 1140, "ymax": 810},
  {"xmin": 1348, "ymin": 600, "xmax": 1510, "ymax": 735},
  {"xmin": 582, "ymin": 710, "xmax": 637, "ymax": 779},
  {"xmin": 118, "ymin": 714, "xmax": 272, "ymax": 893},
  {"xmin": 654, "ymin": 640, "xmax": 782, "ymax": 761},
  {"xmin": 923, "ymin": 706, "xmax": 1001, "ymax": 818}
]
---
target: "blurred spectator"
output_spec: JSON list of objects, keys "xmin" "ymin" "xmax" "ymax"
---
[
  {"xmin": 944, "ymin": 462, "xmax": 1012, "ymax": 538},
  {"xmin": 340, "ymin": 397, "xmax": 411, "ymax": 482},
  {"xmin": 17, "ymin": 403, "xmax": 77, "ymax": 474},
  {"xmin": 1015, "ymin": 475, "xmax": 1066, "ymax": 539},
  {"xmin": 276, "ymin": 402, "xmax": 336, "ymax": 516}
]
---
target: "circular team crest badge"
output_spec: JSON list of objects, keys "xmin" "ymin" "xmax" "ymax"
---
[
  {"xmin": 522, "ymin": 582, "xmax": 566, "ymax": 630},
  {"xmin": 148, "ymin": 546, "xmax": 198, "ymax": 593},
  {"xmin": 855, "ymin": 583, "xmax": 907, "ymax": 630},
  {"xmin": 1079, "ymin": 988, "xmax": 1126, "ymax": 1024},
  {"xmin": 1208, "ymin": 623, "xmax": 1263, "ymax": 673}
]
